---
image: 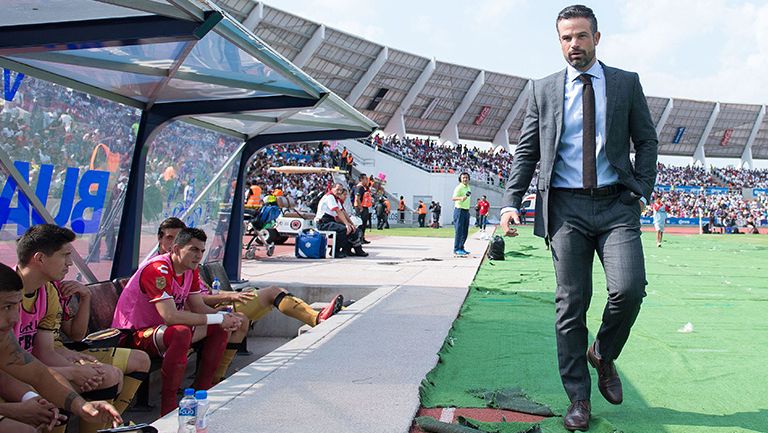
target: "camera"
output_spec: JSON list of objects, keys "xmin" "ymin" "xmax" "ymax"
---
[{"xmin": 466, "ymin": 191, "xmax": 471, "ymax": 197}]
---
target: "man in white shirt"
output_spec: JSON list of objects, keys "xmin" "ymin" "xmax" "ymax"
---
[{"xmin": 315, "ymin": 183, "xmax": 367, "ymax": 257}]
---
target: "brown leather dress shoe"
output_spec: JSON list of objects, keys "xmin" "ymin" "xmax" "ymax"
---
[
  {"xmin": 588, "ymin": 343, "xmax": 623, "ymax": 404},
  {"xmin": 563, "ymin": 400, "xmax": 591, "ymax": 431}
]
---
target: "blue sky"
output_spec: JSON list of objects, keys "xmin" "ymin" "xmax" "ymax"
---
[{"xmin": 262, "ymin": 0, "xmax": 768, "ymax": 106}]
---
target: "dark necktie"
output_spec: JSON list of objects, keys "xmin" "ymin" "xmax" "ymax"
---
[{"xmin": 578, "ymin": 73, "xmax": 597, "ymax": 188}]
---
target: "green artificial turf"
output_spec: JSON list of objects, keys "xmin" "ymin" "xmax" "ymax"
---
[{"xmin": 420, "ymin": 226, "xmax": 768, "ymax": 433}]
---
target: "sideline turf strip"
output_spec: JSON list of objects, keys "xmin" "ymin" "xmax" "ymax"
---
[{"xmin": 420, "ymin": 226, "xmax": 768, "ymax": 433}]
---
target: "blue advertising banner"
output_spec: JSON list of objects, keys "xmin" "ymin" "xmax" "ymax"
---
[
  {"xmin": 675, "ymin": 185, "xmax": 703, "ymax": 193},
  {"xmin": 655, "ymin": 185, "xmax": 672, "ymax": 192},
  {"xmin": 754, "ymin": 188, "xmax": 768, "ymax": 196},
  {"xmin": 705, "ymin": 187, "xmax": 729, "ymax": 195},
  {"xmin": 641, "ymin": 217, "xmax": 700, "ymax": 226},
  {"xmin": 0, "ymin": 161, "xmax": 110, "ymax": 235},
  {"xmin": 673, "ymin": 127, "xmax": 686, "ymax": 144}
]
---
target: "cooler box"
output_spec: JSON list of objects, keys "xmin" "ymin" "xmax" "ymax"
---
[{"xmin": 295, "ymin": 229, "xmax": 327, "ymax": 258}]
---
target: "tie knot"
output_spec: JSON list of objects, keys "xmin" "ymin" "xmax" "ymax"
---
[{"xmin": 578, "ymin": 74, "xmax": 592, "ymax": 85}]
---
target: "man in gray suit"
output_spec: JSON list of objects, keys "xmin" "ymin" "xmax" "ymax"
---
[{"xmin": 499, "ymin": 5, "xmax": 658, "ymax": 431}]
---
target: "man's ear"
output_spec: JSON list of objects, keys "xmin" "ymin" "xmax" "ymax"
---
[
  {"xmin": 594, "ymin": 31, "xmax": 601, "ymax": 46},
  {"xmin": 31, "ymin": 251, "xmax": 46, "ymax": 265}
]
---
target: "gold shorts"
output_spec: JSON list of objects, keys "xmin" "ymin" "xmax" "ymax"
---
[{"xmin": 83, "ymin": 347, "xmax": 131, "ymax": 372}]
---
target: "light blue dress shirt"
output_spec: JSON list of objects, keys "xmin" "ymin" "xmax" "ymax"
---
[{"xmin": 551, "ymin": 61, "xmax": 619, "ymax": 188}]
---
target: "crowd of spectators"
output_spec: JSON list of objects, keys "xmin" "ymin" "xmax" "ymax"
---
[
  {"xmin": 655, "ymin": 163, "xmax": 715, "ymax": 186},
  {"xmin": 712, "ymin": 167, "xmax": 768, "ymax": 189},
  {"xmin": 644, "ymin": 190, "xmax": 767, "ymax": 224},
  {"xmin": 367, "ymin": 134, "xmax": 514, "ymax": 187},
  {"xmin": 244, "ymin": 142, "xmax": 342, "ymax": 211}
]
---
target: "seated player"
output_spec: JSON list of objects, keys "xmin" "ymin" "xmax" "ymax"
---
[
  {"xmin": 0, "ymin": 262, "xmax": 121, "ymax": 432},
  {"xmin": 153, "ymin": 218, "xmax": 344, "ymax": 383},
  {"xmin": 112, "ymin": 227, "xmax": 241, "ymax": 416},
  {"xmin": 14, "ymin": 225, "xmax": 125, "ymax": 433},
  {"xmin": 55, "ymin": 280, "xmax": 151, "ymax": 429}
]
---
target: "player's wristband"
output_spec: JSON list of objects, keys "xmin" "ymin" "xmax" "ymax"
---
[
  {"xmin": 206, "ymin": 314, "xmax": 224, "ymax": 325},
  {"xmin": 21, "ymin": 391, "xmax": 40, "ymax": 401}
]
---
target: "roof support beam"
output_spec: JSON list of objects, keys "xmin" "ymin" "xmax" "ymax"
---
[
  {"xmin": 384, "ymin": 58, "xmax": 436, "ymax": 138},
  {"xmin": 693, "ymin": 103, "xmax": 720, "ymax": 167},
  {"xmin": 656, "ymin": 98, "xmax": 674, "ymax": 137},
  {"xmin": 493, "ymin": 80, "xmax": 531, "ymax": 149},
  {"xmin": 0, "ymin": 57, "xmax": 144, "ymax": 109},
  {"xmin": 440, "ymin": 70, "xmax": 484, "ymax": 144},
  {"xmin": 346, "ymin": 47, "xmax": 388, "ymax": 107},
  {"xmin": 94, "ymin": 0, "xmax": 193, "ymax": 21},
  {"xmin": 741, "ymin": 106, "xmax": 765, "ymax": 169},
  {"xmin": 293, "ymin": 25, "xmax": 325, "ymax": 68},
  {"xmin": 152, "ymin": 95, "xmax": 318, "ymax": 118},
  {"xmin": 243, "ymin": 2, "xmax": 265, "ymax": 29},
  {"xmin": 0, "ymin": 14, "xmax": 208, "ymax": 56}
]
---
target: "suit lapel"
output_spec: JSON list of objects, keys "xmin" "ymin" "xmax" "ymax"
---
[
  {"xmin": 552, "ymin": 69, "xmax": 566, "ymax": 152},
  {"xmin": 602, "ymin": 62, "xmax": 617, "ymax": 139}
]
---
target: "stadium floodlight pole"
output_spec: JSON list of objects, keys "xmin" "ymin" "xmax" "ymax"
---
[{"xmin": 0, "ymin": 148, "xmax": 98, "ymax": 283}]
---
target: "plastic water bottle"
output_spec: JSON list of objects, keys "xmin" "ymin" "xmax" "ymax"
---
[
  {"xmin": 211, "ymin": 278, "xmax": 221, "ymax": 295},
  {"xmin": 195, "ymin": 390, "xmax": 210, "ymax": 433},
  {"xmin": 177, "ymin": 388, "xmax": 197, "ymax": 433}
]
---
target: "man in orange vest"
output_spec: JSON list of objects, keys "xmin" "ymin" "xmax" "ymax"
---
[
  {"xmin": 398, "ymin": 196, "xmax": 406, "ymax": 224},
  {"xmin": 353, "ymin": 174, "xmax": 373, "ymax": 244},
  {"xmin": 245, "ymin": 184, "xmax": 262, "ymax": 209},
  {"xmin": 417, "ymin": 200, "xmax": 427, "ymax": 227}
]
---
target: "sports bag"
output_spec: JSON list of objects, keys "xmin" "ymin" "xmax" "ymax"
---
[
  {"xmin": 488, "ymin": 235, "xmax": 505, "ymax": 260},
  {"xmin": 295, "ymin": 229, "xmax": 327, "ymax": 259}
]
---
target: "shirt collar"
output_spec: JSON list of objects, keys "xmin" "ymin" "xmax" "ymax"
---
[{"xmin": 566, "ymin": 60, "xmax": 604, "ymax": 83}]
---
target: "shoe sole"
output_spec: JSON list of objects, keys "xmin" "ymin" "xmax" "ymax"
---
[{"xmin": 318, "ymin": 294, "xmax": 344, "ymax": 322}]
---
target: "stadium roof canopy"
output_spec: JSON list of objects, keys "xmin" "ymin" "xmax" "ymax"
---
[
  {"xmin": 0, "ymin": 0, "xmax": 377, "ymax": 140},
  {"xmin": 213, "ymin": 1, "xmax": 768, "ymax": 166}
]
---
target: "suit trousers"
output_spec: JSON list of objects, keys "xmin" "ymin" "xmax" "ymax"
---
[{"xmin": 548, "ymin": 188, "xmax": 647, "ymax": 402}]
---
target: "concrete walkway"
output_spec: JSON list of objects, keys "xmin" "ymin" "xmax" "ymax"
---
[{"xmin": 153, "ymin": 230, "xmax": 493, "ymax": 433}]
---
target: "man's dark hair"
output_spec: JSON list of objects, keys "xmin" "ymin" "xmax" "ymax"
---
[
  {"xmin": 157, "ymin": 217, "xmax": 187, "ymax": 238},
  {"xmin": 17, "ymin": 224, "xmax": 76, "ymax": 266},
  {"xmin": 173, "ymin": 227, "xmax": 207, "ymax": 247},
  {"xmin": 359, "ymin": 173, "xmax": 368, "ymax": 180},
  {"xmin": 556, "ymin": 4, "xmax": 598, "ymax": 34},
  {"xmin": 0, "ymin": 262, "xmax": 23, "ymax": 293}
]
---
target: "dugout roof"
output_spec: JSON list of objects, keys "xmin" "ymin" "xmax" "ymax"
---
[{"xmin": 0, "ymin": 0, "xmax": 377, "ymax": 140}]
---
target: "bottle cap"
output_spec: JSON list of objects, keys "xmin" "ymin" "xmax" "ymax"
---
[
  {"xmin": 213, "ymin": 277, "xmax": 219, "ymax": 282},
  {"xmin": 195, "ymin": 390, "xmax": 207, "ymax": 399},
  {"xmin": 183, "ymin": 388, "xmax": 195, "ymax": 396}
]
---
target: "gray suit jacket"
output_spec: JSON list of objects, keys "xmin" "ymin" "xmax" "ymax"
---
[{"xmin": 502, "ymin": 62, "xmax": 658, "ymax": 239}]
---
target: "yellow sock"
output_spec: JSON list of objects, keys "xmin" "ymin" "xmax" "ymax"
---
[
  {"xmin": 113, "ymin": 374, "xmax": 144, "ymax": 414},
  {"xmin": 214, "ymin": 346, "xmax": 239, "ymax": 384},
  {"xmin": 277, "ymin": 295, "xmax": 319, "ymax": 326}
]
